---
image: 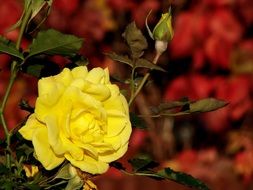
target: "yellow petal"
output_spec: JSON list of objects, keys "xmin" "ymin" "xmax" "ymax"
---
[
  {"xmin": 44, "ymin": 115, "xmax": 63, "ymax": 153},
  {"xmin": 45, "ymin": 115, "xmax": 83, "ymax": 160},
  {"xmin": 35, "ymin": 82, "xmax": 65, "ymax": 122},
  {"xmin": 84, "ymin": 83, "xmax": 111, "ymax": 102},
  {"xmin": 71, "ymin": 78, "xmax": 86, "ymax": 89},
  {"xmin": 99, "ymin": 143, "xmax": 129, "ymax": 163},
  {"xmin": 91, "ymin": 142, "xmax": 113, "ymax": 154},
  {"xmin": 54, "ymin": 68, "xmax": 73, "ymax": 86},
  {"xmin": 100, "ymin": 121, "xmax": 131, "ymax": 162},
  {"xmin": 64, "ymin": 87, "xmax": 107, "ymax": 122},
  {"xmin": 85, "ymin": 68, "xmax": 108, "ymax": 84},
  {"xmin": 76, "ymin": 143, "xmax": 98, "ymax": 159},
  {"xmin": 98, "ymin": 120, "xmax": 131, "ymax": 163},
  {"xmin": 103, "ymin": 85, "xmax": 129, "ymax": 115},
  {"xmin": 19, "ymin": 114, "xmax": 45, "ymax": 140},
  {"xmin": 65, "ymin": 154, "xmax": 109, "ymax": 174},
  {"xmin": 106, "ymin": 116, "xmax": 128, "ymax": 137},
  {"xmin": 71, "ymin": 79, "xmax": 111, "ymax": 102},
  {"xmin": 118, "ymin": 120, "xmax": 132, "ymax": 145},
  {"xmin": 71, "ymin": 66, "xmax": 88, "ymax": 79},
  {"xmin": 32, "ymin": 127, "xmax": 64, "ymax": 170}
]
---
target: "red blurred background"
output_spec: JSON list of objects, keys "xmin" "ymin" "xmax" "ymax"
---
[{"xmin": 1, "ymin": 0, "xmax": 253, "ymax": 189}]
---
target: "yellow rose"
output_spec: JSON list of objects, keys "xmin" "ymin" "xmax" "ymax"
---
[{"xmin": 19, "ymin": 66, "xmax": 132, "ymax": 174}]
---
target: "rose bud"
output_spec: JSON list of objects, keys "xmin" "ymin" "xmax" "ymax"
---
[{"xmin": 146, "ymin": 8, "xmax": 174, "ymax": 54}]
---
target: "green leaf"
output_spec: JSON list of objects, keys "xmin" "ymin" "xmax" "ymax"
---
[
  {"xmin": 105, "ymin": 52, "xmax": 133, "ymax": 67},
  {"xmin": 25, "ymin": 63, "xmax": 45, "ymax": 77},
  {"xmin": 24, "ymin": 184, "xmax": 42, "ymax": 190},
  {"xmin": 110, "ymin": 162, "xmax": 126, "ymax": 171},
  {"xmin": 189, "ymin": 98, "xmax": 228, "ymax": 113},
  {"xmin": 1, "ymin": 181, "xmax": 13, "ymax": 190},
  {"xmin": 69, "ymin": 54, "xmax": 89, "ymax": 66},
  {"xmin": 135, "ymin": 58, "xmax": 166, "ymax": 72},
  {"xmin": 0, "ymin": 163, "xmax": 9, "ymax": 175},
  {"xmin": 127, "ymin": 167, "xmax": 209, "ymax": 190},
  {"xmin": 151, "ymin": 99, "xmax": 190, "ymax": 115},
  {"xmin": 112, "ymin": 159, "xmax": 209, "ymax": 190},
  {"xmin": 128, "ymin": 155, "xmax": 158, "ymax": 172},
  {"xmin": 122, "ymin": 22, "xmax": 148, "ymax": 58},
  {"xmin": 16, "ymin": 144, "xmax": 34, "ymax": 159},
  {"xmin": 0, "ymin": 36, "xmax": 24, "ymax": 60},
  {"xmin": 151, "ymin": 98, "xmax": 228, "ymax": 117},
  {"xmin": 28, "ymin": 29, "xmax": 83, "ymax": 58},
  {"xmin": 130, "ymin": 113, "xmax": 147, "ymax": 129},
  {"xmin": 157, "ymin": 168, "xmax": 210, "ymax": 190}
]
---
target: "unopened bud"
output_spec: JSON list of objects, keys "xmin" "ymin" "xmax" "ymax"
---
[{"xmin": 146, "ymin": 8, "xmax": 174, "ymax": 42}]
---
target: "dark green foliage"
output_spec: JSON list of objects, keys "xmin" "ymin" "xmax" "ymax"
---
[
  {"xmin": 111, "ymin": 156, "xmax": 210, "ymax": 190},
  {"xmin": 68, "ymin": 54, "xmax": 89, "ymax": 67},
  {"xmin": 157, "ymin": 168, "xmax": 210, "ymax": 190},
  {"xmin": 122, "ymin": 22, "xmax": 148, "ymax": 58},
  {"xmin": 135, "ymin": 58, "xmax": 166, "ymax": 72},
  {"xmin": 105, "ymin": 52, "xmax": 133, "ymax": 67},
  {"xmin": 21, "ymin": 56, "xmax": 60, "ymax": 78},
  {"xmin": 128, "ymin": 156, "xmax": 159, "ymax": 172},
  {"xmin": 151, "ymin": 98, "xmax": 228, "ymax": 117},
  {"xmin": 0, "ymin": 36, "xmax": 24, "ymax": 60},
  {"xmin": 28, "ymin": 29, "xmax": 83, "ymax": 58}
]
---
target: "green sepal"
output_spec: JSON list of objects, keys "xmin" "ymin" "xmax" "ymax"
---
[{"xmin": 145, "ymin": 10, "xmax": 154, "ymax": 40}]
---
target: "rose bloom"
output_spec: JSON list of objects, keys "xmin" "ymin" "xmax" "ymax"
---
[{"xmin": 19, "ymin": 66, "xmax": 132, "ymax": 174}]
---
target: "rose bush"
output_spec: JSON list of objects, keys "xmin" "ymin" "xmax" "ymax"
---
[{"xmin": 19, "ymin": 66, "xmax": 132, "ymax": 174}]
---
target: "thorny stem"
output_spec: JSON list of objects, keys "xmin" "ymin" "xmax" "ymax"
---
[
  {"xmin": 0, "ymin": 74, "xmax": 16, "ymax": 168},
  {"xmin": 0, "ymin": 6, "xmax": 32, "ymax": 168},
  {"xmin": 128, "ymin": 52, "xmax": 162, "ymax": 106},
  {"xmin": 130, "ymin": 67, "xmax": 135, "ymax": 101},
  {"xmin": 128, "ymin": 51, "xmax": 164, "ymax": 159}
]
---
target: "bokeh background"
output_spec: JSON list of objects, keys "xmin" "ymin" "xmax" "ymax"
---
[{"xmin": 1, "ymin": 0, "xmax": 253, "ymax": 189}]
